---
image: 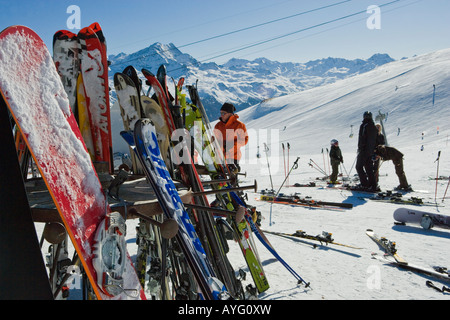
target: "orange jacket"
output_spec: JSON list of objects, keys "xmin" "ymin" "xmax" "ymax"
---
[{"xmin": 214, "ymin": 114, "xmax": 248, "ymax": 161}]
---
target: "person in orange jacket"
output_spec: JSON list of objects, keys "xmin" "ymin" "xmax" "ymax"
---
[{"xmin": 214, "ymin": 103, "xmax": 248, "ymax": 172}]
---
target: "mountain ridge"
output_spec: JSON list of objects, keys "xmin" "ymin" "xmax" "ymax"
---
[{"xmin": 108, "ymin": 42, "xmax": 395, "ymax": 119}]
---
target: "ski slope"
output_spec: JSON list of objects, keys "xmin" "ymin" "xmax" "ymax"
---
[{"xmin": 229, "ymin": 48, "xmax": 450, "ymax": 300}]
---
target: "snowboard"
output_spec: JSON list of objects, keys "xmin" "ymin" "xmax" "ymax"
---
[
  {"xmin": 0, "ymin": 25, "xmax": 145, "ymax": 300},
  {"xmin": 78, "ymin": 23, "xmax": 113, "ymax": 174},
  {"xmin": 393, "ymin": 208, "xmax": 450, "ymax": 230}
]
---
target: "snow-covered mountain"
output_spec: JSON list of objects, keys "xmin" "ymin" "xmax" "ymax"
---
[
  {"xmin": 108, "ymin": 43, "xmax": 394, "ymax": 120},
  {"xmin": 238, "ymin": 48, "xmax": 450, "ymax": 159}
]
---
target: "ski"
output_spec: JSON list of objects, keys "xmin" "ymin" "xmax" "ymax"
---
[
  {"xmin": 0, "ymin": 25, "xmax": 144, "ymax": 300},
  {"xmin": 366, "ymin": 229, "xmax": 407, "ymax": 264},
  {"xmin": 113, "ymin": 71, "xmax": 143, "ymax": 174},
  {"xmin": 243, "ymin": 206, "xmax": 310, "ymax": 287},
  {"xmin": 289, "ymin": 182, "xmax": 317, "ymax": 188},
  {"xmin": 263, "ymin": 230, "xmax": 362, "ymax": 249},
  {"xmin": 259, "ymin": 194, "xmax": 353, "ymax": 209},
  {"xmin": 78, "ymin": 23, "xmax": 113, "ymax": 174},
  {"xmin": 367, "ymin": 193, "xmax": 442, "ymax": 207},
  {"xmin": 371, "ymin": 253, "xmax": 450, "ymax": 283},
  {"xmin": 52, "ymin": 29, "xmax": 80, "ymax": 116}
]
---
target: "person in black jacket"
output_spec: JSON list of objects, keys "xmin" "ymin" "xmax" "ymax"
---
[
  {"xmin": 329, "ymin": 139, "xmax": 343, "ymax": 183},
  {"xmin": 355, "ymin": 111, "xmax": 379, "ymax": 191}
]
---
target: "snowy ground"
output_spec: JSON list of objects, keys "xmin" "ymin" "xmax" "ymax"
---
[{"xmin": 115, "ymin": 136, "xmax": 449, "ymax": 301}]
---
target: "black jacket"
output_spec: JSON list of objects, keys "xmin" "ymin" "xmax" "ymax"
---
[
  {"xmin": 358, "ymin": 119, "xmax": 377, "ymax": 157},
  {"xmin": 330, "ymin": 145, "xmax": 343, "ymax": 165}
]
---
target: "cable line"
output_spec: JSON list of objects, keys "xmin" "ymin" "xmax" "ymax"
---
[{"xmin": 111, "ymin": 0, "xmax": 353, "ymax": 68}]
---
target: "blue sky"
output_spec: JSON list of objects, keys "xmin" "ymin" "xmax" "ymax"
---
[{"xmin": 1, "ymin": 0, "xmax": 449, "ymax": 64}]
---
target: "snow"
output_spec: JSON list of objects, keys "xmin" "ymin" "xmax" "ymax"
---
[{"xmin": 16, "ymin": 31, "xmax": 450, "ymax": 300}]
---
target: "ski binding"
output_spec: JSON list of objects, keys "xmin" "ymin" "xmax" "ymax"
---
[{"xmin": 93, "ymin": 211, "xmax": 127, "ymax": 297}]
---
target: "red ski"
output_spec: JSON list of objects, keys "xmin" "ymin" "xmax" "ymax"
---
[
  {"xmin": 0, "ymin": 25, "xmax": 145, "ymax": 300},
  {"xmin": 78, "ymin": 23, "xmax": 113, "ymax": 174}
]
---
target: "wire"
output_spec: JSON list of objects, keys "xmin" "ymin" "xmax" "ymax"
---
[
  {"xmin": 231, "ymin": 0, "xmax": 424, "ymax": 62},
  {"xmin": 199, "ymin": 0, "xmax": 402, "ymax": 63},
  {"xmin": 110, "ymin": 0, "xmax": 353, "ymax": 69},
  {"xmin": 177, "ymin": 0, "xmax": 352, "ymax": 49}
]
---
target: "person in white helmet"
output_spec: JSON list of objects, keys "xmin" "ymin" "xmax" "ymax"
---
[{"xmin": 329, "ymin": 139, "xmax": 343, "ymax": 184}]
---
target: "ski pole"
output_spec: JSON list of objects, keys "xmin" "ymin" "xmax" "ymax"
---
[
  {"xmin": 341, "ymin": 163, "xmax": 349, "ymax": 181},
  {"xmin": 309, "ymin": 158, "xmax": 327, "ymax": 176},
  {"xmin": 326, "ymin": 147, "xmax": 331, "ymax": 176},
  {"xmin": 192, "ymin": 180, "xmax": 257, "ymax": 196},
  {"xmin": 309, "ymin": 162, "xmax": 327, "ymax": 176},
  {"xmin": 435, "ymin": 151, "xmax": 441, "ymax": 203},
  {"xmin": 282, "ymin": 143, "xmax": 286, "ymax": 181},
  {"xmin": 275, "ymin": 157, "xmax": 300, "ymax": 196},
  {"xmin": 287, "ymin": 143, "xmax": 290, "ymax": 187},
  {"xmin": 442, "ymin": 176, "xmax": 450, "ymax": 203},
  {"xmin": 263, "ymin": 143, "xmax": 274, "ymax": 191},
  {"xmin": 129, "ymin": 208, "xmax": 179, "ymax": 239},
  {"xmin": 269, "ymin": 157, "xmax": 300, "ymax": 226},
  {"xmin": 321, "ymin": 148, "xmax": 327, "ymax": 176},
  {"xmin": 348, "ymin": 154, "xmax": 358, "ymax": 177}
]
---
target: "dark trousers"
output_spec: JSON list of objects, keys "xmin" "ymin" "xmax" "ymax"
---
[
  {"xmin": 393, "ymin": 158, "xmax": 408, "ymax": 188},
  {"xmin": 356, "ymin": 154, "xmax": 376, "ymax": 188}
]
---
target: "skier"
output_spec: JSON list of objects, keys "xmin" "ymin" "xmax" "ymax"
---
[
  {"xmin": 214, "ymin": 103, "xmax": 249, "ymax": 173},
  {"xmin": 373, "ymin": 124, "xmax": 385, "ymax": 184},
  {"xmin": 374, "ymin": 145, "xmax": 411, "ymax": 191},
  {"xmin": 329, "ymin": 139, "xmax": 343, "ymax": 184},
  {"xmin": 355, "ymin": 111, "xmax": 379, "ymax": 191}
]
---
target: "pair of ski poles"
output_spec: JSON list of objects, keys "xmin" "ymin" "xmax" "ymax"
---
[
  {"xmin": 434, "ymin": 151, "xmax": 450, "ymax": 203},
  {"xmin": 269, "ymin": 157, "xmax": 300, "ymax": 226}
]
